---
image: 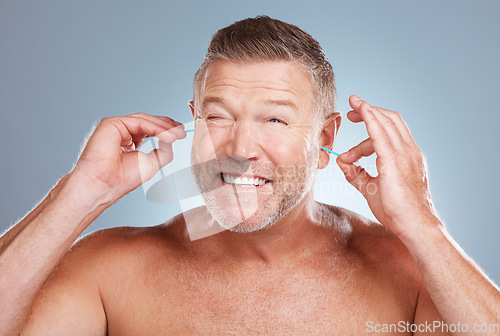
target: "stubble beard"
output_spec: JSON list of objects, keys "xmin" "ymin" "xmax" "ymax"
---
[{"xmin": 190, "ymin": 149, "xmax": 318, "ymax": 234}]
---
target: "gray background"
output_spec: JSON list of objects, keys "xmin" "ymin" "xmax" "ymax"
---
[{"xmin": 1, "ymin": 0, "xmax": 499, "ymax": 283}]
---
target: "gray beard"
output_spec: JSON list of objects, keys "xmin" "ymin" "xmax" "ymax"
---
[{"xmin": 190, "ymin": 150, "xmax": 318, "ymax": 233}]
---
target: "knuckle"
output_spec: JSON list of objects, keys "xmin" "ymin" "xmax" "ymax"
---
[
  {"xmin": 384, "ymin": 117, "xmax": 397, "ymax": 128},
  {"xmin": 380, "ymin": 130, "xmax": 391, "ymax": 141},
  {"xmin": 393, "ymin": 111, "xmax": 403, "ymax": 120},
  {"xmin": 98, "ymin": 117, "xmax": 116, "ymax": 126},
  {"xmin": 129, "ymin": 112, "xmax": 148, "ymax": 117},
  {"xmin": 387, "ymin": 110, "xmax": 401, "ymax": 119}
]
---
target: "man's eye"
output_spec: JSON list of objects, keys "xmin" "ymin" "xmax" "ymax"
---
[
  {"xmin": 206, "ymin": 115, "xmax": 223, "ymax": 120},
  {"xmin": 269, "ymin": 118, "xmax": 283, "ymax": 123}
]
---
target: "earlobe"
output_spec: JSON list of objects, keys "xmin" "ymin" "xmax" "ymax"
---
[
  {"xmin": 318, "ymin": 150, "xmax": 331, "ymax": 169},
  {"xmin": 318, "ymin": 112, "xmax": 342, "ymax": 169}
]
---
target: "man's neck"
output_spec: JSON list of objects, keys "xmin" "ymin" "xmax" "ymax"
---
[{"xmin": 211, "ymin": 194, "xmax": 341, "ymax": 264}]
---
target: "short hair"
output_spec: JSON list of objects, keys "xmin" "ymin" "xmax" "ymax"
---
[{"xmin": 193, "ymin": 15, "xmax": 336, "ymax": 121}]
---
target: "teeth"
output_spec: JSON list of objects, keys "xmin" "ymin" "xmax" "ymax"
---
[{"xmin": 222, "ymin": 173, "xmax": 268, "ymax": 186}]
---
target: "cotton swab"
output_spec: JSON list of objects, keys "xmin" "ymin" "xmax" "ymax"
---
[{"xmin": 321, "ymin": 146, "xmax": 340, "ymax": 156}]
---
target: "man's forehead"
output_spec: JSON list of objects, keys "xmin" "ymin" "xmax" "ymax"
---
[
  {"xmin": 201, "ymin": 95, "xmax": 300, "ymax": 112},
  {"xmin": 201, "ymin": 61, "xmax": 313, "ymax": 97}
]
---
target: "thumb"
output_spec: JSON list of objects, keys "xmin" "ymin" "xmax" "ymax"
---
[
  {"xmin": 336, "ymin": 155, "xmax": 375, "ymax": 197},
  {"xmin": 145, "ymin": 141, "xmax": 174, "ymax": 176},
  {"xmin": 136, "ymin": 141, "xmax": 174, "ymax": 184}
]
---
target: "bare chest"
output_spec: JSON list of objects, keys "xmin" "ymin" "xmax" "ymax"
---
[{"xmin": 105, "ymin": 261, "xmax": 415, "ymax": 335}]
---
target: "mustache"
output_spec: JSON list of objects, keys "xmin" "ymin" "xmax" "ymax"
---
[
  {"xmin": 209, "ymin": 156, "xmax": 278, "ymax": 180},
  {"xmin": 146, "ymin": 157, "xmax": 251, "ymax": 203}
]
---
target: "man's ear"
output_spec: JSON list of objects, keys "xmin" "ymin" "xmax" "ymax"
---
[
  {"xmin": 189, "ymin": 100, "xmax": 195, "ymax": 117},
  {"xmin": 318, "ymin": 112, "xmax": 341, "ymax": 169}
]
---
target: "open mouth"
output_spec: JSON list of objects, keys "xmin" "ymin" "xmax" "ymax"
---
[{"xmin": 221, "ymin": 173, "xmax": 271, "ymax": 187}]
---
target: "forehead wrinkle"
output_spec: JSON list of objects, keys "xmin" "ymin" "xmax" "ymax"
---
[
  {"xmin": 202, "ymin": 83, "xmax": 303, "ymax": 106},
  {"xmin": 200, "ymin": 64, "xmax": 315, "ymax": 114},
  {"xmin": 204, "ymin": 80, "xmax": 302, "ymax": 97},
  {"xmin": 201, "ymin": 92, "xmax": 301, "ymax": 117}
]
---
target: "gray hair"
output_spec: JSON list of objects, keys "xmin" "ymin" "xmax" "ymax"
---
[{"xmin": 193, "ymin": 15, "xmax": 336, "ymax": 121}]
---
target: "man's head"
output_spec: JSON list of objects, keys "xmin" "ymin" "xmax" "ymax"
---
[
  {"xmin": 189, "ymin": 16, "xmax": 340, "ymax": 233},
  {"xmin": 193, "ymin": 15, "xmax": 336, "ymax": 122}
]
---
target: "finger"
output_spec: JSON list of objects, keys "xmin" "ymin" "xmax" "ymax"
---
[
  {"xmin": 349, "ymin": 95, "xmax": 364, "ymax": 110},
  {"xmin": 95, "ymin": 116, "xmax": 177, "ymax": 152},
  {"xmin": 351, "ymin": 96, "xmax": 413, "ymax": 144},
  {"xmin": 353, "ymin": 102, "xmax": 395, "ymax": 159},
  {"xmin": 350, "ymin": 95, "xmax": 407, "ymax": 145},
  {"xmin": 346, "ymin": 110, "xmax": 363, "ymax": 123},
  {"xmin": 128, "ymin": 113, "xmax": 187, "ymax": 139},
  {"xmin": 336, "ymin": 156, "xmax": 376, "ymax": 197},
  {"xmin": 370, "ymin": 106, "xmax": 414, "ymax": 143},
  {"xmin": 364, "ymin": 104, "xmax": 407, "ymax": 151},
  {"xmin": 122, "ymin": 116, "xmax": 187, "ymax": 143},
  {"xmin": 135, "ymin": 141, "xmax": 175, "ymax": 182},
  {"xmin": 128, "ymin": 113, "xmax": 183, "ymax": 128},
  {"xmin": 155, "ymin": 129, "xmax": 181, "ymax": 144},
  {"xmin": 147, "ymin": 143, "xmax": 174, "ymax": 170},
  {"xmin": 338, "ymin": 138, "xmax": 374, "ymax": 164}
]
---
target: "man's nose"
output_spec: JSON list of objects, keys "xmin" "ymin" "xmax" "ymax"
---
[{"xmin": 225, "ymin": 122, "xmax": 260, "ymax": 160}]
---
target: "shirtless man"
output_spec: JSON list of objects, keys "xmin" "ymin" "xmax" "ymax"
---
[{"xmin": 1, "ymin": 16, "xmax": 499, "ymax": 335}]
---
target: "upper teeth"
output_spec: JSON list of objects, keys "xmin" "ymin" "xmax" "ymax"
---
[{"xmin": 222, "ymin": 173, "xmax": 268, "ymax": 186}]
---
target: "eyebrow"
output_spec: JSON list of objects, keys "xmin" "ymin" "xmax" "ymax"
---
[
  {"xmin": 261, "ymin": 99, "xmax": 298, "ymax": 112},
  {"xmin": 201, "ymin": 96, "xmax": 225, "ymax": 111}
]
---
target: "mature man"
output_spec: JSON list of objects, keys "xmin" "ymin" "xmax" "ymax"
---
[{"xmin": 1, "ymin": 16, "xmax": 499, "ymax": 335}]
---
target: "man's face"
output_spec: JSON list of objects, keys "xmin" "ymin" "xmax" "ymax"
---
[{"xmin": 190, "ymin": 60, "xmax": 320, "ymax": 233}]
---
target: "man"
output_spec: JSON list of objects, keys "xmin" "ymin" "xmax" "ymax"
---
[{"xmin": 1, "ymin": 16, "xmax": 499, "ymax": 335}]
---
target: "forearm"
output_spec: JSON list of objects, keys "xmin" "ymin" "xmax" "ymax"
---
[
  {"xmin": 0, "ymin": 173, "xmax": 109, "ymax": 334},
  {"xmin": 399, "ymin": 218, "xmax": 500, "ymax": 333}
]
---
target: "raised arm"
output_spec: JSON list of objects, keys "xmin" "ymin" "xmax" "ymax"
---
[
  {"xmin": 0, "ymin": 113, "xmax": 185, "ymax": 335},
  {"xmin": 336, "ymin": 95, "xmax": 500, "ymax": 335}
]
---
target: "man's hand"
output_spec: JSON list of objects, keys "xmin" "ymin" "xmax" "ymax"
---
[
  {"xmin": 0, "ymin": 113, "xmax": 185, "ymax": 335},
  {"xmin": 72, "ymin": 113, "xmax": 186, "ymax": 205},
  {"xmin": 336, "ymin": 95, "xmax": 440, "ymax": 238}
]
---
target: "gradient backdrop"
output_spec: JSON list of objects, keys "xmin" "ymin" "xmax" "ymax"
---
[{"xmin": 1, "ymin": 0, "xmax": 499, "ymax": 283}]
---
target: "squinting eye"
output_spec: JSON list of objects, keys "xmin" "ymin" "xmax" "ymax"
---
[
  {"xmin": 206, "ymin": 115, "xmax": 224, "ymax": 121},
  {"xmin": 268, "ymin": 118, "xmax": 288, "ymax": 126}
]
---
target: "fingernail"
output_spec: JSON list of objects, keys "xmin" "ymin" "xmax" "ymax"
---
[{"xmin": 352, "ymin": 95, "xmax": 361, "ymax": 101}]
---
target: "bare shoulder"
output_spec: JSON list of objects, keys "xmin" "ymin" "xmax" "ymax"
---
[
  {"xmin": 67, "ymin": 213, "xmax": 190, "ymax": 267},
  {"xmin": 23, "ymin": 215, "xmax": 190, "ymax": 334},
  {"xmin": 321, "ymin": 204, "xmax": 423, "ymax": 288}
]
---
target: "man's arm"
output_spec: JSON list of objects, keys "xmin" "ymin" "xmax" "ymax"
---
[
  {"xmin": 0, "ymin": 114, "xmax": 185, "ymax": 335},
  {"xmin": 336, "ymin": 95, "xmax": 500, "ymax": 335},
  {"xmin": 20, "ymin": 200, "xmax": 109, "ymax": 335},
  {"xmin": 0, "ymin": 174, "xmax": 109, "ymax": 336}
]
